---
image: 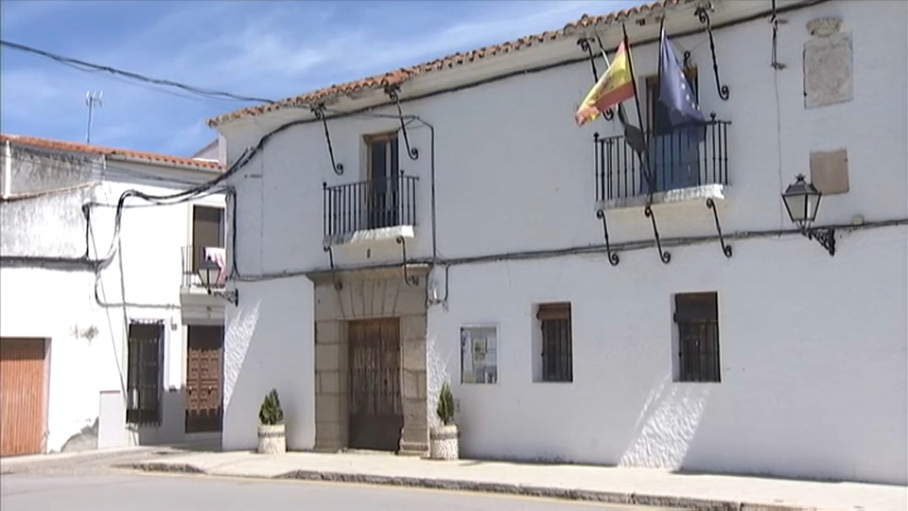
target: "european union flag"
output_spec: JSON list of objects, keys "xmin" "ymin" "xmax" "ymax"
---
[{"xmin": 658, "ymin": 29, "xmax": 705, "ymax": 128}]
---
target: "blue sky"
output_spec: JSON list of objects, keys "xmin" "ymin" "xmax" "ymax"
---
[{"xmin": 1, "ymin": 0, "xmax": 643, "ymax": 157}]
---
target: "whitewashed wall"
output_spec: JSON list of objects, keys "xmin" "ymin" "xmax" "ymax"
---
[
  {"xmin": 216, "ymin": 0, "xmax": 907, "ymax": 482},
  {"xmin": 0, "ymin": 158, "xmax": 225, "ymax": 452},
  {"xmin": 428, "ymin": 226, "xmax": 907, "ymax": 484}
]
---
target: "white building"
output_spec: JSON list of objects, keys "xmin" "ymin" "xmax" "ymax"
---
[
  {"xmin": 208, "ymin": 0, "xmax": 907, "ymax": 485},
  {"xmin": 0, "ymin": 134, "xmax": 229, "ymax": 455}
]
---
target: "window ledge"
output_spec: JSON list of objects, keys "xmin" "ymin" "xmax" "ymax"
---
[
  {"xmin": 324, "ymin": 224, "xmax": 414, "ymax": 247},
  {"xmin": 597, "ymin": 183, "xmax": 727, "ymax": 211}
]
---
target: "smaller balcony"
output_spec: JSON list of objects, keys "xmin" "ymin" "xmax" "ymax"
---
[
  {"xmin": 181, "ymin": 245, "xmax": 227, "ymax": 289},
  {"xmin": 595, "ymin": 120, "xmax": 730, "ymax": 209},
  {"xmin": 323, "ymin": 173, "xmax": 419, "ymax": 246}
]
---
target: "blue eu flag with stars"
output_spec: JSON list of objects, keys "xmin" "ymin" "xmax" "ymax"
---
[{"xmin": 659, "ymin": 29, "xmax": 705, "ymax": 129}]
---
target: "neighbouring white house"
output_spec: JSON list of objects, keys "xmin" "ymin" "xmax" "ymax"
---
[
  {"xmin": 0, "ymin": 134, "xmax": 230, "ymax": 456},
  {"xmin": 208, "ymin": 0, "xmax": 906, "ymax": 485}
]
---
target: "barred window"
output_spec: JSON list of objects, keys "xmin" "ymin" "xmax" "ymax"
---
[
  {"xmin": 537, "ymin": 303, "xmax": 572, "ymax": 383},
  {"xmin": 674, "ymin": 292, "xmax": 721, "ymax": 383},
  {"xmin": 126, "ymin": 321, "xmax": 164, "ymax": 425}
]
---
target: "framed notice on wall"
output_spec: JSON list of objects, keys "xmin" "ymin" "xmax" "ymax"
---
[{"xmin": 460, "ymin": 325, "xmax": 498, "ymax": 384}]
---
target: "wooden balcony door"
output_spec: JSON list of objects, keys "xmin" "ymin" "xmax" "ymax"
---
[
  {"xmin": 645, "ymin": 69, "xmax": 703, "ymax": 194},
  {"xmin": 366, "ymin": 133, "xmax": 400, "ymax": 230}
]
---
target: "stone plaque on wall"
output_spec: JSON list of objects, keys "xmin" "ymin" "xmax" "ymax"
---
[
  {"xmin": 810, "ymin": 148, "xmax": 849, "ymax": 195},
  {"xmin": 803, "ymin": 18, "xmax": 853, "ymax": 109}
]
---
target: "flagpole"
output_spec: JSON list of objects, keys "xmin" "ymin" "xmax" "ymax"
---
[
  {"xmin": 657, "ymin": 17, "xmax": 665, "ymax": 132},
  {"xmin": 593, "ymin": 31, "xmax": 616, "ymax": 121},
  {"xmin": 621, "ymin": 23, "xmax": 656, "ymax": 199}
]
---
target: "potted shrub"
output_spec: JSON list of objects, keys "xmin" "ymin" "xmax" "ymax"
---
[
  {"xmin": 256, "ymin": 389, "xmax": 286, "ymax": 454},
  {"xmin": 429, "ymin": 382, "xmax": 459, "ymax": 460}
]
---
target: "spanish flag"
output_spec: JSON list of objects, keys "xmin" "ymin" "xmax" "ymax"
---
[{"xmin": 575, "ymin": 40, "xmax": 636, "ymax": 126}]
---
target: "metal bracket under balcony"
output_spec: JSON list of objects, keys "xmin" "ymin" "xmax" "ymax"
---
[
  {"xmin": 323, "ymin": 173, "xmax": 419, "ymax": 247},
  {"xmin": 594, "ymin": 120, "xmax": 731, "ymax": 211}
]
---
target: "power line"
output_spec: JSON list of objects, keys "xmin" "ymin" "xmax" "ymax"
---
[{"xmin": 1, "ymin": 39, "xmax": 276, "ymax": 104}]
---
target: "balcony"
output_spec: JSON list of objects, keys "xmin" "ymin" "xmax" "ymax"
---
[
  {"xmin": 181, "ymin": 245, "xmax": 227, "ymax": 289},
  {"xmin": 595, "ymin": 120, "xmax": 730, "ymax": 209},
  {"xmin": 323, "ymin": 173, "xmax": 419, "ymax": 246},
  {"xmin": 179, "ymin": 245, "xmax": 227, "ymax": 320}
]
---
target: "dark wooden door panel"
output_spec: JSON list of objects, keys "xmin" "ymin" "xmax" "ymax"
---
[
  {"xmin": 185, "ymin": 325, "xmax": 223, "ymax": 433},
  {"xmin": 348, "ymin": 318, "xmax": 403, "ymax": 451}
]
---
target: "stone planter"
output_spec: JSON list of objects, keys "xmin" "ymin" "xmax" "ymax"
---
[
  {"xmin": 429, "ymin": 424, "xmax": 459, "ymax": 460},
  {"xmin": 257, "ymin": 424, "xmax": 286, "ymax": 454}
]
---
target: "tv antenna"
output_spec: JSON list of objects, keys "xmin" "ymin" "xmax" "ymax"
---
[{"xmin": 85, "ymin": 91, "xmax": 103, "ymax": 144}]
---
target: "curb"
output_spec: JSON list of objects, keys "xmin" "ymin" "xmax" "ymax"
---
[
  {"xmin": 127, "ymin": 462, "xmax": 815, "ymax": 511},
  {"xmin": 122, "ymin": 462, "xmax": 205, "ymax": 474},
  {"xmin": 278, "ymin": 470, "xmax": 813, "ymax": 511}
]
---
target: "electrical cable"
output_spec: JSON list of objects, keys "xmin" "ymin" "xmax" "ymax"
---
[{"xmin": 0, "ymin": 40, "xmax": 275, "ymax": 104}]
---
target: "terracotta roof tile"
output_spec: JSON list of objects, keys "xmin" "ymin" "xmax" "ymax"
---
[
  {"xmin": 208, "ymin": 0, "xmax": 683, "ymax": 128},
  {"xmin": 0, "ymin": 134, "xmax": 223, "ymax": 171}
]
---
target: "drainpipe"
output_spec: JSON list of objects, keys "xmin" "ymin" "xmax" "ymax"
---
[{"xmin": 3, "ymin": 140, "xmax": 11, "ymax": 199}]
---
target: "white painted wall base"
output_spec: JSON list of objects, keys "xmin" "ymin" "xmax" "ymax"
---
[
  {"xmin": 222, "ymin": 277, "xmax": 315, "ymax": 452},
  {"xmin": 426, "ymin": 228, "xmax": 907, "ymax": 485}
]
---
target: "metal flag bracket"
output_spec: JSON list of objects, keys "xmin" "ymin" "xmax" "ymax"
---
[
  {"xmin": 395, "ymin": 236, "xmax": 420, "ymax": 287},
  {"xmin": 706, "ymin": 198, "xmax": 733, "ymax": 258},
  {"xmin": 578, "ymin": 37, "xmax": 615, "ymax": 121},
  {"xmin": 695, "ymin": 3, "xmax": 730, "ymax": 101},
  {"xmin": 323, "ymin": 245, "xmax": 343, "ymax": 290},
  {"xmin": 644, "ymin": 204, "xmax": 672, "ymax": 264},
  {"xmin": 385, "ymin": 85, "xmax": 419, "ymax": 161},
  {"xmin": 595, "ymin": 209, "xmax": 620, "ymax": 266},
  {"xmin": 312, "ymin": 104, "xmax": 344, "ymax": 175},
  {"xmin": 770, "ymin": 0, "xmax": 788, "ymax": 70}
]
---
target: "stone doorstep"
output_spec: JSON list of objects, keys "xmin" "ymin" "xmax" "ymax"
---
[{"xmin": 124, "ymin": 460, "xmax": 813, "ymax": 511}]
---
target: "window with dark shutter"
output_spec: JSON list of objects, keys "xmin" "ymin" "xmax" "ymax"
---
[
  {"xmin": 126, "ymin": 321, "xmax": 164, "ymax": 425},
  {"xmin": 537, "ymin": 302, "xmax": 573, "ymax": 383},
  {"xmin": 674, "ymin": 292, "xmax": 721, "ymax": 383}
]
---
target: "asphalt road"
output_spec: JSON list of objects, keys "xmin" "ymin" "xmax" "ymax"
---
[{"xmin": 1, "ymin": 473, "xmax": 682, "ymax": 511}]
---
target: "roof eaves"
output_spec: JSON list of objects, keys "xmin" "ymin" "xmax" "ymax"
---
[
  {"xmin": 206, "ymin": 0, "xmax": 678, "ymax": 128},
  {"xmin": 1, "ymin": 134, "xmax": 224, "ymax": 172}
]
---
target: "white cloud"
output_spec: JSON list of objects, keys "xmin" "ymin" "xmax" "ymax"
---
[{"xmin": 1, "ymin": 0, "xmax": 643, "ymax": 155}]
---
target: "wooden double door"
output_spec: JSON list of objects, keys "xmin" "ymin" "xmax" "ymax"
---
[
  {"xmin": 185, "ymin": 325, "xmax": 223, "ymax": 434},
  {"xmin": 348, "ymin": 318, "xmax": 403, "ymax": 452}
]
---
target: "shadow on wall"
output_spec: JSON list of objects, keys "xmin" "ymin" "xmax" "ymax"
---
[
  {"xmin": 221, "ymin": 300, "xmax": 261, "ymax": 449},
  {"xmin": 426, "ymin": 333, "xmax": 453, "ymax": 430},
  {"xmin": 60, "ymin": 418, "xmax": 99, "ymax": 453},
  {"xmin": 619, "ymin": 371, "xmax": 711, "ymax": 469}
]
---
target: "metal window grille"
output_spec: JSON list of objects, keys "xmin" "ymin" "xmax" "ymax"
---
[
  {"xmin": 537, "ymin": 303, "xmax": 573, "ymax": 383},
  {"xmin": 674, "ymin": 293, "xmax": 721, "ymax": 383},
  {"xmin": 126, "ymin": 321, "xmax": 164, "ymax": 425}
]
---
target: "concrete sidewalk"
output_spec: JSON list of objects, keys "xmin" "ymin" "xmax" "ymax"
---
[{"xmin": 124, "ymin": 450, "xmax": 908, "ymax": 511}]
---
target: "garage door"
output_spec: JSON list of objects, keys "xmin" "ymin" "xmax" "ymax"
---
[{"xmin": 0, "ymin": 338, "xmax": 47, "ymax": 457}]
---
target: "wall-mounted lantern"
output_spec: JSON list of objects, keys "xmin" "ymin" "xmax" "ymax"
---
[
  {"xmin": 198, "ymin": 258, "xmax": 239, "ymax": 305},
  {"xmin": 781, "ymin": 174, "xmax": 835, "ymax": 256}
]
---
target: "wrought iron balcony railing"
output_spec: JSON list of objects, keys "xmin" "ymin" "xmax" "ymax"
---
[
  {"xmin": 181, "ymin": 245, "xmax": 227, "ymax": 288},
  {"xmin": 323, "ymin": 173, "xmax": 418, "ymax": 240},
  {"xmin": 594, "ymin": 120, "xmax": 730, "ymax": 203}
]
